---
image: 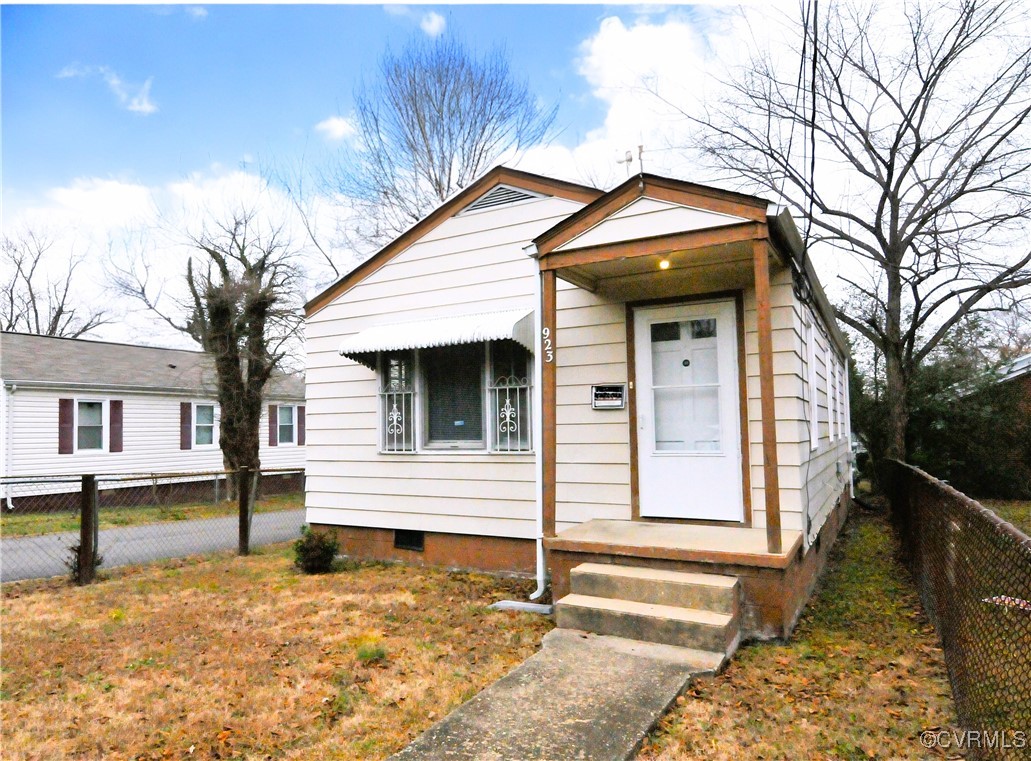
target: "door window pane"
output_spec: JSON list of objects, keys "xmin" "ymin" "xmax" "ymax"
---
[
  {"xmin": 425, "ymin": 344, "xmax": 484, "ymax": 444},
  {"xmin": 650, "ymin": 314, "xmax": 722, "ymax": 453}
]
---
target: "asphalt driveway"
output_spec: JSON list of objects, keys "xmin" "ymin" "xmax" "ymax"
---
[{"xmin": 0, "ymin": 509, "xmax": 305, "ymax": 582}]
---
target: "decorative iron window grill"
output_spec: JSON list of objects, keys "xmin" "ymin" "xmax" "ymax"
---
[
  {"xmin": 380, "ymin": 351, "xmax": 415, "ymax": 452},
  {"xmin": 490, "ymin": 340, "xmax": 532, "ymax": 452}
]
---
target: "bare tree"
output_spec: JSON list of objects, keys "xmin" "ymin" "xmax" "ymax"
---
[
  {"xmin": 112, "ymin": 209, "xmax": 303, "ymax": 542},
  {"xmin": 329, "ymin": 33, "xmax": 556, "ymax": 251},
  {"xmin": 666, "ymin": 0, "xmax": 1031, "ymax": 461},
  {"xmin": 2, "ymin": 230, "xmax": 110, "ymax": 337}
]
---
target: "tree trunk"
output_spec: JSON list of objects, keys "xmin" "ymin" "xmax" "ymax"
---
[{"xmin": 883, "ymin": 257, "xmax": 908, "ymax": 461}]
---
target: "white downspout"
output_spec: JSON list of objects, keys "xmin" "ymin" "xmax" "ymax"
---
[
  {"xmin": 528, "ymin": 261, "xmax": 547, "ymax": 600},
  {"xmin": 489, "ymin": 253, "xmax": 551, "ymax": 615}
]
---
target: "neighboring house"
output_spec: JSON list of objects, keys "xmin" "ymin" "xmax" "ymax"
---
[
  {"xmin": 0, "ymin": 332, "xmax": 306, "ymax": 500},
  {"xmin": 304, "ymin": 167, "xmax": 852, "ymax": 641}
]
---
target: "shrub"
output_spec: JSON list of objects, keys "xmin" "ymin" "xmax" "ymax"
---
[
  {"xmin": 66, "ymin": 543, "xmax": 103, "ymax": 583},
  {"xmin": 293, "ymin": 525, "xmax": 339, "ymax": 574}
]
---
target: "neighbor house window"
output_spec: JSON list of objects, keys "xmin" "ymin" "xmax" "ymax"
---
[
  {"xmin": 378, "ymin": 341, "xmax": 532, "ymax": 453},
  {"xmin": 278, "ymin": 405, "xmax": 296, "ymax": 444},
  {"xmin": 195, "ymin": 404, "xmax": 216, "ymax": 446},
  {"xmin": 77, "ymin": 401, "xmax": 104, "ymax": 450}
]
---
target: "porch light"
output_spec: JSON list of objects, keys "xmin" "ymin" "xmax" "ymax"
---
[{"xmin": 659, "ymin": 259, "xmax": 671, "ymax": 270}]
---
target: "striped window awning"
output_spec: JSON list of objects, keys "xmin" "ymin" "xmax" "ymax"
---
[{"xmin": 339, "ymin": 309, "xmax": 535, "ymax": 367}]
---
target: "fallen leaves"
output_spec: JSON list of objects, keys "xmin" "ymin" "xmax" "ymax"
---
[{"xmin": 1, "ymin": 546, "xmax": 551, "ymax": 760}]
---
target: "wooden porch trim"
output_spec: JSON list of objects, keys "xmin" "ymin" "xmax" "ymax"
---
[
  {"xmin": 541, "ymin": 269, "xmax": 558, "ymax": 538},
  {"xmin": 538, "ymin": 221, "xmax": 764, "ymax": 272},
  {"xmin": 753, "ymin": 238, "xmax": 783, "ymax": 554}
]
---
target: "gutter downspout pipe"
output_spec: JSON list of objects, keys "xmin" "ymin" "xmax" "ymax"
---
[
  {"xmin": 528, "ymin": 249, "xmax": 548, "ymax": 601},
  {"xmin": 489, "ymin": 245, "xmax": 551, "ymax": 615}
]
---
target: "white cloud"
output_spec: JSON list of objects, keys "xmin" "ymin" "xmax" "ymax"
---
[
  {"xmin": 57, "ymin": 64, "xmax": 158, "ymax": 116},
  {"xmin": 185, "ymin": 6, "xmax": 208, "ymax": 20},
  {"xmin": 383, "ymin": 5, "xmax": 410, "ymax": 18},
  {"xmin": 314, "ymin": 115, "xmax": 357, "ymax": 142},
  {"xmin": 420, "ymin": 11, "xmax": 446, "ymax": 38}
]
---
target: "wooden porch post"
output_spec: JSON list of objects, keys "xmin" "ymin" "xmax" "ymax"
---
[
  {"xmin": 541, "ymin": 269, "xmax": 558, "ymax": 538},
  {"xmin": 753, "ymin": 238, "xmax": 783, "ymax": 554}
]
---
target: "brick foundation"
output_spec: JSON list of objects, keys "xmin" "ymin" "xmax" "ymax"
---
[
  {"xmin": 548, "ymin": 487, "xmax": 852, "ymax": 640},
  {"xmin": 310, "ymin": 523, "xmax": 537, "ymax": 575}
]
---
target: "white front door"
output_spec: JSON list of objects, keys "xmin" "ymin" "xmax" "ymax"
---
[{"xmin": 634, "ymin": 300, "xmax": 743, "ymax": 521}]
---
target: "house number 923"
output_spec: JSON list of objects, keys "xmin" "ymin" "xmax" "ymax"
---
[{"xmin": 542, "ymin": 327, "xmax": 554, "ymax": 363}]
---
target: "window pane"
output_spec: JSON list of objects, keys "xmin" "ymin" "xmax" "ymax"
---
[
  {"xmin": 278, "ymin": 406, "xmax": 293, "ymax": 425},
  {"xmin": 279, "ymin": 423, "xmax": 294, "ymax": 444},
  {"xmin": 78, "ymin": 401, "xmax": 102, "ymax": 426},
  {"xmin": 196, "ymin": 405, "xmax": 214, "ymax": 425},
  {"xmin": 425, "ymin": 344, "xmax": 484, "ymax": 444},
  {"xmin": 78, "ymin": 425, "xmax": 103, "ymax": 450},
  {"xmin": 490, "ymin": 341, "xmax": 532, "ymax": 452},
  {"xmin": 380, "ymin": 351, "xmax": 415, "ymax": 452},
  {"xmin": 196, "ymin": 426, "xmax": 214, "ymax": 446}
]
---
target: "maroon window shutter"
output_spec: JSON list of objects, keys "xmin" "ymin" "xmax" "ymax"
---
[
  {"xmin": 180, "ymin": 402, "xmax": 192, "ymax": 450},
  {"xmin": 58, "ymin": 398, "xmax": 74, "ymax": 454},
  {"xmin": 110, "ymin": 400, "xmax": 123, "ymax": 453},
  {"xmin": 268, "ymin": 404, "xmax": 278, "ymax": 446},
  {"xmin": 297, "ymin": 406, "xmax": 306, "ymax": 446}
]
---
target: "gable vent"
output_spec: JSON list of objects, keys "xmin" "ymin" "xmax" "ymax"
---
[{"xmin": 462, "ymin": 185, "xmax": 542, "ymax": 213}]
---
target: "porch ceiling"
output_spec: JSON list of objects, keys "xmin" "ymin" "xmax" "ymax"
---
[{"xmin": 551, "ymin": 236, "xmax": 783, "ymax": 302}]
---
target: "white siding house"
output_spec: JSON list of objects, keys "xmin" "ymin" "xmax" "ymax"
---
[
  {"xmin": 0, "ymin": 333, "xmax": 305, "ymax": 500},
  {"xmin": 304, "ymin": 167, "xmax": 852, "ymax": 638}
]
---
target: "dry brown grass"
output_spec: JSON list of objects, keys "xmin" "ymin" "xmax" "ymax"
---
[
  {"xmin": 641, "ymin": 508, "xmax": 958, "ymax": 760},
  {"xmin": 1, "ymin": 547, "xmax": 552, "ymax": 760}
]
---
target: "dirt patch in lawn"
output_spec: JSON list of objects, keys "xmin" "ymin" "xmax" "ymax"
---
[
  {"xmin": 1, "ymin": 548, "xmax": 552, "ymax": 759},
  {"xmin": 641, "ymin": 507, "xmax": 958, "ymax": 760},
  {"xmin": 1, "ymin": 492, "xmax": 304, "ymax": 538}
]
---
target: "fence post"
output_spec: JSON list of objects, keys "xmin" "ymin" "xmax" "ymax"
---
[
  {"xmin": 238, "ymin": 467, "xmax": 250, "ymax": 556},
  {"xmin": 78, "ymin": 474, "xmax": 97, "ymax": 585}
]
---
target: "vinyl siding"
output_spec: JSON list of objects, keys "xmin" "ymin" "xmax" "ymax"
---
[
  {"xmin": 1, "ymin": 387, "xmax": 304, "ymax": 498},
  {"xmin": 304, "ymin": 194, "xmax": 585, "ymax": 540},
  {"xmin": 555, "ymin": 286, "xmax": 631, "ymax": 532}
]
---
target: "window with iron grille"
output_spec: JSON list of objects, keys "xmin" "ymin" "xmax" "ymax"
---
[
  {"xmin": 379, "ymin": 351, "xmax": 415, "ymax": 452},
  {"xmin": 376, "ymin": 342, "xmax": 532, "ymax": 453}
]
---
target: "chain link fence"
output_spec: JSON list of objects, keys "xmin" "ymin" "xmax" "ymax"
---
[
  {"xmin": 1, "ymin": 468, "xmax": 304, "ymax": 583},
  {"xmin": 884, "ymin": 461, "xmax": 1031, "ymax": 759}
]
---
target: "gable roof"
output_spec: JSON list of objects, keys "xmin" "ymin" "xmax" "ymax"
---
[
  {"xmin": 303, "ymin": 166, "xmax": 602, "ymax": 318},
  {"xmin": 533, "ymin": 173, "xmax": 769, "ymax": 256},
  {"xmin": 0, "ymin": 332, "xmax": 304, "ymax": 399}
]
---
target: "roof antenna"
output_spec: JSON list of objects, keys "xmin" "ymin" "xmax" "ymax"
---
[{"xmin": 617, "ymin": 149, "xmax": 634, "ymax": 177}]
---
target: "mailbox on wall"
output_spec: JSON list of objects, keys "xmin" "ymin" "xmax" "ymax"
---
[{"xmin": 591, "ymin": 384, "xmax": 626, "ymax": 410}]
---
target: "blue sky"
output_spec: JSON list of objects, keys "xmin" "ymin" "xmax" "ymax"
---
[
  {"xmin": 0, "ymin": 3, "xmax": 760, "ymax": 345},
  {"xmin": 2, "ymin": 4, "xmax": 670, "ymax": 202}
]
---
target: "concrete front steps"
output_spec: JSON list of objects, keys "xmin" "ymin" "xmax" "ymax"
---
[{"xmin": 555, "ymin": 563, "xmax": 742, "ymax": 666}]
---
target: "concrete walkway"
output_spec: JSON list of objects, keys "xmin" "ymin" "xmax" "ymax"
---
[
  {"xmin": 0, "ymin": 509, "xmax": 304, "ymax": 582},
  {"xmin": 390, "ymin": 628, "xmax": 724, "ymax": 761}
]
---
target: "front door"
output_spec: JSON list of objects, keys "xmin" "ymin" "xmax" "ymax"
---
[{"xmin": 634, "ymin": 300, "xmax": 743, "ymax": 521}]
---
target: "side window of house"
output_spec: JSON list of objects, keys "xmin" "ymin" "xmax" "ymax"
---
[
  {"xmin": 77, "ymin": 401, "xmax": 104, "ymax": 450},
  {"xmin": 278, "ymin": 405, "xmax": 296, "ymax": 445},
  {"xmin": 380, "ymin": 351, "xmax": 415, "ymax": 452},
  {"xmin": 378, "ymin": 341, "xmax": 532, "ymax": 453},
  {"xmin": 195, "ymin": 404, "xmax": 215, "ymax": 446}
]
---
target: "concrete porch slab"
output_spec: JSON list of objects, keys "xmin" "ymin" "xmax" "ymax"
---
[
  {"xmin": 546, "ymin": 519, "xmax": 802, "ymax": 569},
  {"xmin": 389, "ymin": 628, "xmax": 720, "ymax": 761}
]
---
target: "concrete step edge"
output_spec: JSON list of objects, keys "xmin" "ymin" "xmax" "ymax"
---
[
  {"xmin": 571, "ymin": 562, "xmax": 739, "ymax": 589},
  {"xmin": 555, "ymin": 593, "xmax": 735, "ymax": 628},
  {"xmin": 543, "ymin": 628, "xmax": 728, "ymax": 674}
]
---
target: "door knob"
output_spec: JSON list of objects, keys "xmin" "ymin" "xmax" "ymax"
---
[{"xmin": 682, "ymin": 359, "xmax": 691, "ymax": 367}]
